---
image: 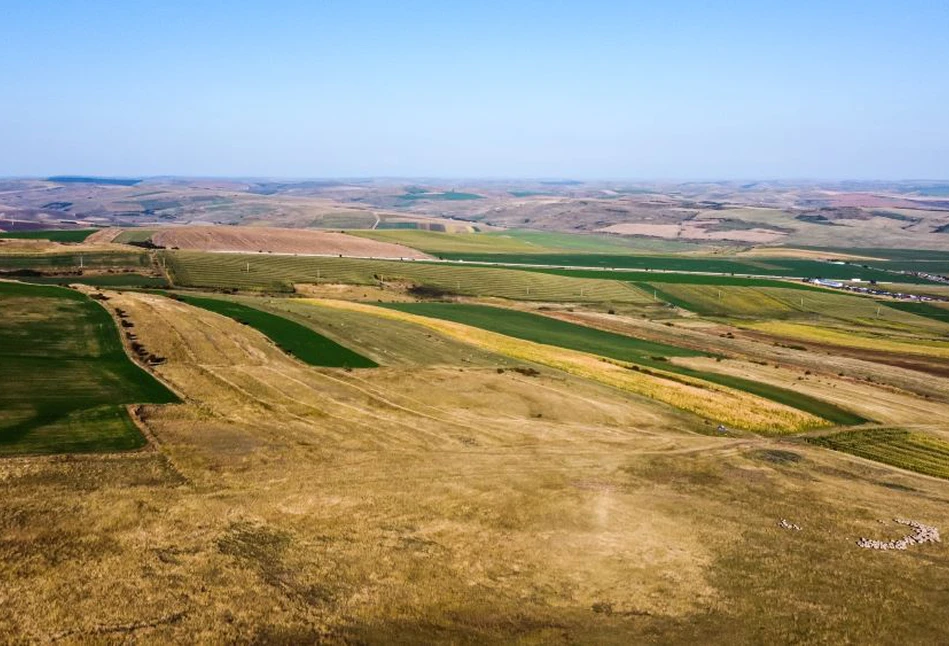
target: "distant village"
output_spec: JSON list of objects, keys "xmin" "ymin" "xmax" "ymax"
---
[{"xmin": 806, "ymin": 269, "xmax": 949, "ymax": 303}]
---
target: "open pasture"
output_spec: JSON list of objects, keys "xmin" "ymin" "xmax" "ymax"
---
[
  {"xmin": 384, "ymin": 302, "xmax": 864, "ymax": 426},
  {"xmin": 0, "ymin": 282, "xmax": 177, "ymax": 455},
  {"xmin": 242, "ymin": 296, "xmax": 519, "ymax": 367},
  {"xmin": 317, "ymin": 299, "xmax": 825, "ymax": 432},
  {"xmin": 164, "ymin": 250, "xmax": 654, "ymax": 303},
  {"xmin": 807, "ymin": 428, "xmax": 949, "ymax": 480}
]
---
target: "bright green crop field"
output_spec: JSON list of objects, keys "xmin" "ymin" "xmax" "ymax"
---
[
  {"xmin": 0, "ymin": 229, "xmax": 98, "ymax": 242},
  {"xmin": 0, "ymin": 281, "xmax": 178, "ymax": 455},
  {"xmin": 16, "ymin": 274, "xmax": 169, "ymax": 288},
  {"xmin": 170, "ymin": 293, "xmax": 378, "ymax": 368}
]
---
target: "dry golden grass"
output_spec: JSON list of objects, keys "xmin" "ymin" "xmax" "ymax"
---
[
  {"xmin": 3, "ymin": 291, "xmax": 949, "ymax": 642},
  {"xmin": 676, "ymin": 357, "xmax": 949, "ymax": 428},
  {"xmin": 306, "ymin": 298, "xmax": 825, "ymax": 432}
]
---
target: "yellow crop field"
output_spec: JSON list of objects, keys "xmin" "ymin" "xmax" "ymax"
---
[
  {"xmin": 308, "ymin": 299, "xmax": 825, "ymax": 432},
  {"xmin": 745, "ymin": 321, "xmax": 949, "ymax": 358}
]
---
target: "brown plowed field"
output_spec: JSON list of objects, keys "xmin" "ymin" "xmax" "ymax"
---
[{"xmin": 152, "ymin": 226, "xmax": 431, "ymax": 258}]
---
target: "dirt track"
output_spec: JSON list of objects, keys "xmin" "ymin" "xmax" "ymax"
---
[{"xmin": 152, "ymin": 226, "xmax": 431, "ymax": 259}]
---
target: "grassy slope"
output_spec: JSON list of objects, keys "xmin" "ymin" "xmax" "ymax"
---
[
  {"xmin": 0, "ymin": 229, "xmax": 98, "ymax": 242},
  {"xmin": 0, "ymin": 281, "xmax": 177, "ymax": 455},
  {"xmin": 246, "ymin": 297, "xmax": 516, "ymax": 367},
  {"xmin": 886, "ymin": 301, "xmax": 949, "ymax": 325},
  {"xmin": 807, "ymin": 428, "xmax": 949, "ymax": 479},
  {"xmin": 382, "ymin": 302, "xmax": 701, "ymax": 361},
  {"xmin": 171, "ymin": 293, "xmax": 377, "ymax": 368},
  {"xmin": 383, "ymin": 302, "xmax": 865, "ymax": 426}
]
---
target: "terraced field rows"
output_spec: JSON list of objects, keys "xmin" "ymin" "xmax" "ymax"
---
[
  {"xmin": 164, "ymin": 251, "xmax": 653, "ymax": 303},
  {"xmin": 647, "ymin": 284, "xmax": 949, "ymax": 332},
  {"xmin": 0, "ymin": 251, "xmax": 150, "ymax": 270},
  {"xmin": 808, "ymin": 428, "xmax": 949, "ymax": 479}
]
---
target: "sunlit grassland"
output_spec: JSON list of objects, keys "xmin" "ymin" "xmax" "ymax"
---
[
  {"xmin": 382, "ymin": 302, "xmax": 864, "ymax": 426},
  {"xmin": 240, "ymin": 296, "xmax": 518, "ymax": 367},
  {"xmin": 310, "ymin": 298, "xmax": 825, "ymax": 432}
]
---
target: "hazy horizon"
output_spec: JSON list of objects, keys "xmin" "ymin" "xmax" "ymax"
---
[{"xmin": 3, "ymin": 0, "xmax": 948, "ymax": 179}]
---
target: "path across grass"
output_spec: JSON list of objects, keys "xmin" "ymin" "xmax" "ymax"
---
[{"xmin": 383, "ymin": 302, "xmax": 865, "ymax": 426}]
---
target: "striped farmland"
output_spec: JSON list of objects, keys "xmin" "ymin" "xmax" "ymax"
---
[{"xmin": 163, "ymin": 251, "xmax": 653, "ymax": 303}]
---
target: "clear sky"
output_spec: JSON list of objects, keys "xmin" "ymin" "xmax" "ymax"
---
[{"xmin": 2, "ymin": 0, "xmax": 947, "ymax": 179}]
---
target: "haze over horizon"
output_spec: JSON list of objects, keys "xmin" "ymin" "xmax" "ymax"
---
[{"xmin": 3, "ymin": 0, "xmax": 947, "ymax": 180}]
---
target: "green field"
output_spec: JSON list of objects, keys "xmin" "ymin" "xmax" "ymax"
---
[
  {"xmin": 114, "ymin": 229, "xmax": 157, "ymax": 243},
  {"xmin": 350, "ymin": 229, "xmax": 702, "ymax": 255},
  {"xmin": 246, "ymin": 298, "xmax": 517, "ymax": 367},
  {"xmin": 434, "ymin": 253, "xmax": 933, "ymax": 283},
  {"xmin": 0, "ymin": 281, "xmax": 178, "ymax": 455},
  {"xmin": 382, "ymin": 302, "xmax": 865, "ymax": 426},
  {"xmin": 802, "ymin": 247, "xmax": 949, "ymax": 274},
  {"xmin": 807, "ymin": 428, "xmax": 949, "ymax": 479},
  {"xmin": 170, "ymin": 293, "xmax": 378, "ymax": 368},
  {"xmin": 0, "ymin": 251, "xmax": 150, "ymax": 271},
  {"xmin": 163, "ymin": 251, "xmax": 653, "ymax": 303},
  {"xmin": 309, "ymin": 211, "xmax": 379, "ymax": 229},
  {"xmin": 886, "ymin": 301, "xmax": 949, "ymax": 325},
  {"xmin": 531, "ymin": 267, "xmax": 823, "ymax": 289},
  {"xmin": 0, "ymin": 229, "xmax": 98, "ymax": 242},
  {"xmin": 382, "ymin": 302, "xmax": 701, "ymax": 361},
  {"xmin": 16, "ymin": 274, "xmax": 169, "ymax": 288}
]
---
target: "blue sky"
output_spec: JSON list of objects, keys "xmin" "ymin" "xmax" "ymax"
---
[{"xmin": 1, "ymin": 0, "xmax": 947, "ymax": 179}]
